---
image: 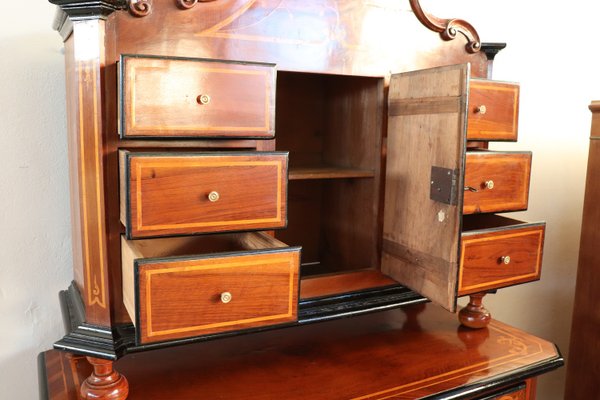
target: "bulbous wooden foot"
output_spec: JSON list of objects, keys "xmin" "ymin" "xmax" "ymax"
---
[
  {"xmin": 81, "ymin": 357, "xmax": 129, "ymax": 400},
  {"xmin": 458, "ymin": 292, "xmax": 491, "ymax": 329}
]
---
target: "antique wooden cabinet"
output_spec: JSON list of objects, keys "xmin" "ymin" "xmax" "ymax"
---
[{"xmin": 47, "ymin": 1, "xmax": 559, "ymax": 398}]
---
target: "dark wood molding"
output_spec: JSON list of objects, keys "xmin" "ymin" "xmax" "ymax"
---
[
  {"xmin": 49, "ymin": 0, "xmax": 126, "ymax": 20},
  {"xmin": 53, "ymin": 283, "xmax": 133, "ymax": 360},
  {"xmin": 481, "ymin": 42, "xmax": 507, "ymax": 61},
  {"xmin": 409, "ymin": 0, "xmax": 481, "ymax": 53}
]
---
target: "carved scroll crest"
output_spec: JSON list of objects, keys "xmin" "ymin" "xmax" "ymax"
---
[
  {"xmin": 409, "ymin": 0, "xmax": 481, "ymax": 53},
  {"xmin": 128, "ymin": 0, "xmax": 152, "ymax": 17},
  {"xmin": 177, "ymin": 0, "xmax": 217, "ymax": 9}
]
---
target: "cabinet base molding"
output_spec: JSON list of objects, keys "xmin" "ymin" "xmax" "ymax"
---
[
  {"xmin": 80, "ymin": 357, "xmax": 129, "ymax": 400},
  {"xmin": 459, "ymin": 292, "xmax": 492, "ymax": 329},
  {"xmin": 54, "ymin": 282, "xmax": 133, "ymax": 360}
]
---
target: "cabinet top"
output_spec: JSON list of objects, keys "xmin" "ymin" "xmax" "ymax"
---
[{"xmin": 40, "ymin": 303, "xmax": 562, "ymax": 400}]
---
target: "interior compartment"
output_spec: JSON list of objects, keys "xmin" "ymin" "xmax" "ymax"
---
[{"xmin": 274, "ymin": 71, "xmax": 385, "ymax": 280}]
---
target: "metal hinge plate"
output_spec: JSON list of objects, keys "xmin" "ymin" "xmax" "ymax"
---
[{"xmin": 430, "ymin": 166, "xmax": 459, "ymax": 205}]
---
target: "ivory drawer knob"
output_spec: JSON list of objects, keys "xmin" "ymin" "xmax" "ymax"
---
[
  {"xmin": 501, "ymin": 256, "xmax": 511, "ymax": 265},
  {"xmin": 208, "ymin": 191, "xmax": 220, "ymax": 202},
  {"xmin": 197, "ymin": 94, "xmax": 211, "ymax": 105},
  {"xmin": 475, "ymin": 104, "xmax": 487, "ymax": 115},
  {"xmin": 484, "ymin": 180, "xmax": 494, "ymax": 190},
  {"xmin": 220, "ymin": 292, "xmax": 232, "ymax": 304}
]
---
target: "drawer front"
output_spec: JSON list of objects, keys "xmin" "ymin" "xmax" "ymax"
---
[
  {"xmin": 119, "ymin": 55, "xmax": 276, "ymax": 138},
  {"xmin": 133, "ymin": 248, "xmax": 300, "ymax": 344},
  {"xmin": 464, "ymin": 152, "xmax": 531, "ymax": 214},
  {"xmin": 459, "ymin": 223, "xmax": 545, "ymax": 295},
  {"xmin": 467, "ymin": 80, "xmax": 519, "ymax": 141},
  {"xmin": 478, "ymin": 383, "xmax": 528, "ymax": 400},
  {"xmin": 120, "ymin": 152, "xmax": 288, "ymax": 238}
]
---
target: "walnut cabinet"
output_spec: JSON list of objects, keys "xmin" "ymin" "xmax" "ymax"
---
[{"xmin": 47, "ymin": 1, "xmax": 559, "ymax": 399}]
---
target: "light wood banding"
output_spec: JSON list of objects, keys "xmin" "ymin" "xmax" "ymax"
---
[
  {"xmin": 120, "ymin": 151, "xmax": 288, "ymax": 238},
  {"xmin": 467, "ymin": 80, "xmax": 519, "ymax": 141},
  {"xmin": 122, "ymin": 232, "xmax": 300, "ymax": 344},
  {"xmin": 119, "ymin": 55, "xmax": 276, "ymax": 138},
  {"xmin": 464, "ymin": 151, "xmax": 532, "ymax": 214}
]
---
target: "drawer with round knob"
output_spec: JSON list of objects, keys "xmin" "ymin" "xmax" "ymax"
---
[
  {"xmin": 463, "ymin": 151, "xmax": 532, "ymax": 214},
  {"xmin": 458, "ymin": 215, "xmax": 545, "ymax": 296},
  {"xmin": 121, "ymin": 232, "xmax": 301, "ymax": 344},
  {"xmin": 467, "ymin": 80, "xmax": 519, "ymax": 141},
  {"xmin": 119, "ymin": 151, "xmax": 288, "ymax": 238},
  {"xmin": 118, "ymin": 55, "xmax": 276, "ymax": 138}
]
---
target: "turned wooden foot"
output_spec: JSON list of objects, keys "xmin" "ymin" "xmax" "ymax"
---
[
  {"xmin": 81, "ymin": 357, "xmax": 129, "ymax": 400},
  {"xmin": 458, "ymin": 292, "xmax": 491, "ymax": 329}
]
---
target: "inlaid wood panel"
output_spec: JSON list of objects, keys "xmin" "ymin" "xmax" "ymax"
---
[
  {"xmin": 463, "ymin": 151, "xmax": 531, "ymax": 214},
  {"xmin": 119, "ymin": 55, "xmax": 276, "ymax": 138},
  {"xmin": 39, "ymin": 304, "xmax": 562, "ymax": 400},
  {"xmin": 467, "ymin": 80, "xmax": 519, "ymax": 141},
  {"xmin": 121, "ymin": 232, "xmax": 300, "ymax": 344},
  {"xmin": 120, "ymin": 151, "xmax": 288, "ymax": 238},
  {"xmin": 459, "ymin": 218, "xmax": 545, "ymax": 296}
]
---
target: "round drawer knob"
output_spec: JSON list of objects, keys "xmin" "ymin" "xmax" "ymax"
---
[
  {"xmin": 197, "ymin": 94, "xmax": 211, "ymax": 105},
  {"xmin": 501, "ymin": 256, "xmax": 511, "ymax": 265},
  {"xmin": 208, "ymin": 191, "xmax": 220, "ymax": 202},
  {"xmin": 484, "ymin": 180, "xmax": 495, "ymax": 190},
  {"xmin": 475, "ymin": 104, "xmax": 487, "ymax": 115},
  {"xmin": 220, "ymin": 292, "xmax": 232, "ymax": 304}
]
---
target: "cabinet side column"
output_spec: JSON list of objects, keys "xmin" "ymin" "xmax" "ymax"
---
[{"xmin": 66, "ymin": 19, "xmax": 112, "ymax": 327}]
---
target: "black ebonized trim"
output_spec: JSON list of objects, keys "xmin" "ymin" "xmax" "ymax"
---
[
  {"xmin": 54, "ymin": 282, "xmax": 134, "ymax": 360},
  {"xmin": 481, "ymin": 42, "xmax": 507, "ymax": 62},
  {"xmin": 116, "ymin": 284, "xmax": 426, "ymax": 353},
  {"xmin": 476, "ymin": 382, "xmax": 527, "ymax": 400},
  {"xmin": 49, "ymin": 0, "xmax": 126, "ymax": 21},
  {"xmin": 422, "ymin": 351, "xmax": 564, "ymax": 399},
  {"xmin": 37, "ymin": 352, "xmax": 50, "ymax": 400}
]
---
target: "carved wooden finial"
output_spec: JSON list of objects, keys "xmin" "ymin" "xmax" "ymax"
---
[
  {"xmin": 458, "ymin": 292, "xmax": 491, "ymax": 329},
  {"xmin": 409, "ymin": 0, "xmax": 481, "ymax": 53},
  {"xmin": 129, "ymin": 0, "xmax": 152, "ymax": 17}
]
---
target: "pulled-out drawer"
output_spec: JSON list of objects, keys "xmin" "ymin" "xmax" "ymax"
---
[
  {"xmin": 119, "ymin": 151, "xmax": 288, "ymax": 238},
  {"xmin": 464, "ymin": 151, "xmax": 531, "ymax": 214},
  {"xmin": 122, "ymin": 232, "xmax": 301, "ymax": 344},
  {"xmin": 458, "ymin": 215, "xmax": 545, "ymax": 296},
  {"xmin": 467, "ymin": 80, "xmax": 519, "ymax": 141},
  {"xmin": 118, "ymin": 55, "xmax": 276, "ymax": 138}
]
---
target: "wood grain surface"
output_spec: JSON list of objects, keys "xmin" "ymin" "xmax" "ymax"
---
[
  {"xmin": 122, "ymin": 232, "xmax": 300, "ymax": 344},
  {"xmin": 467, "ymin": 80, "xmax": 519, "ymax": 141},
  {"xmin": 119, "ymin": 55, "xmax": 276, "ymax": 138},
  {"xmin": 463, "ymin": 151, "xmax": 531, "ymax": 214},
  {"xmin": 40, "ymin": 303, "xmax": 561, "ymax": 400},
  {"xmin": 120, "ymin": 151, "xmax": 288, "ymax": 238},
  {"xmin": 459, "ymin": 219, "xmax": 545, "ymax": 295},
  {"xmin": 565, "ymin": 104, "xmax": 600, "ymax": 399},
  {"xmin": 382, "ymin": 64, "xmax": 469, "ymax": 312}
]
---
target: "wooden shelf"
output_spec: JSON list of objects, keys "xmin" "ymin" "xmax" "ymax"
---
[
  {"xmin": 289, "ymin": 166, "xmax": 375, "ymax": 180},
  {"xmin": 301, "ymin": 269, "xmax": 397, "ymax": 299}
]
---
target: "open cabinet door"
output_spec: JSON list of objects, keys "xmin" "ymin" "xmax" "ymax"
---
[{"xmin": 381, "ymin": 64, "xmax": 470, "ymax": 312}]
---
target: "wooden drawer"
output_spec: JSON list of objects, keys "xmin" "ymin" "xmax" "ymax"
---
[
  {"xmin": 122, "ymin": 232, "xmax": 301, "ymax": 344},
  {"xmin": 464, "ymin": 151, "xmax": 531, "ymax": 214},
  {"xmin": 459, "ymin": 216, "xmax": 545, "ymax": 296},
  {"xmin": 478, "ymin": 383, "xmax": 528, "ymax": 399},
  {"xmin": 119, "ymin": 55, "xmax": 276, "ymax": 138},
  {"xmin": 119, "ymin": 151, "xmax": 288, "ymax": 238},
  {"xmin": 467, "ymin": 80, "xmax": 519, "ymax": 141}
]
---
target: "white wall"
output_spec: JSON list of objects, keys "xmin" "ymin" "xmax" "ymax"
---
[
  {"xmin": 0, "ymin": 2, "xmax": 70, "ymax": 400},
  {"xmin": 0, "ymin": 2, "xmax": 596, "ymax": 399}
]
